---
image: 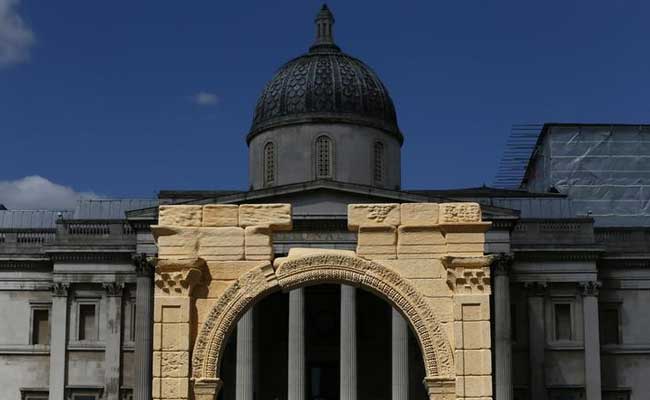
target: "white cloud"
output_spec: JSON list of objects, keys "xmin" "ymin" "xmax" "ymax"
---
[
  {"xmin": 192, "ymin": 91, "xmax": 220, "ymax": 106},
  {"xmin": 0, "ymin": 176, "xmax": 101, "ymax": 210},
  {"xmin": 0, "ymin": 0, "xmax": 34, "ymax": 67}
]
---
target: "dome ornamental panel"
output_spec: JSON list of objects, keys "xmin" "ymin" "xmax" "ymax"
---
[{"xmin": 248, "ymin": 5, "xmax": 402, "ymax": 144}]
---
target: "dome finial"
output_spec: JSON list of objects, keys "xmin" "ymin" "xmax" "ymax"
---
[{"xmin": 310, "ymin": 4, "xmax": 340, "ymax": 53}]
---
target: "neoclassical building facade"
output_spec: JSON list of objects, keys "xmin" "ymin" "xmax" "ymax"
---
[{"xmin": 1, "ymin": 5, "xmax": 649, "ymax": 400}]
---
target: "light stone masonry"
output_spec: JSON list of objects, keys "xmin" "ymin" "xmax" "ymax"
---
[{"xmin": 152, "ymin": 202, "xmax": 493, "ymax": 400}]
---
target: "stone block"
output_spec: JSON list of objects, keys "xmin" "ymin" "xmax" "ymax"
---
[
  {"xmin": 154, "ymin": 297, "xmax": 190, "ymax": 323},
  {"xmin": 161, "ymin": 323, "xmax": 190, "ymax": 351},
  {"xmin": 454, "ymin": 298, "xmax": 490, "ymax": 321},
  {"xmin": 206, "ymin": 261, "xmax": 267, "ymax": 280},
  {"xmin": 356, "ymin": 245, "xmax": 396, "ymax": 259},
  {"xmin": 160, "ymin": 377, "xmax": 189, "ymax": 399},
  {"xmin": 397, "ymin": 226, "xmax": 445, "ymax": 245},
  {"xmin": 161, "ymin": 351, "xmax": 190, "ymax": 377},
  {"xmin": 457, "ymin": 349, "xmax": 492, "ymax": 376},
  {"xmin": 153, "ymin": 351, "xmax": 162, "ymax": 377},
  {"xmin": 195, "ymin": 298, "xmax": 217, "ymax": 325},
  {"xmin": 239, "ymin": 204, "xmax": 292, "ymax": 230},
  {"xmin": 445, "ymin": 232, "xmax": 485, "ymax": 244},
  {"xmin": 425, "ymin": 298, "xmax": 454, "ymax": 322},
  {"xmin": 152, "ymin": 377, "xmax": 161, "ymax": 398},
  {"xmin": 456, "ymin": 321, "xmax": 491, "ymax": 349},
  {"xmin": 412, "ymin": 279, "xmax": 451, "ymax": 297},
  {"xmin": 202, "ymin": 204, "xmax": 239, "ymax": 227},
  {"xmin": 159, "ymin": 205, "xmax": 203, "ymax": 227},
  {"xmin": 400, "ymin": 203, "xmax": 439, "ymax": 225},
  {"xmin": 348, "ymin": 204, "xmax": 400, "ymax": 229},
  {"xmin": 463, "ymin": 376, "xmax": 493, "ymax": 397},
  {"xmin": 156, "ymin": 228, "xmax": 200, "ymax": 259},
  {"xmin": 357, "ymin": 225, "xmax": 396, "ymax": 246},
  {"xmin": 380, "ymin": 259, "xmax": 445, "ymax": 279},
  {"xmin": 153, "ymin": 323, "xmax": 161, "ymax": 350},
  {"xmin": 447, "ymin": 243, "xmax": 485, "ymax": 254},
  {"xmin": 439, "ymin": 203, "xmax": 482, "ymax": 224},
  {"xmin": 206, "ymin": 280, "xmax": 235, "ymax": 299},
  {"xmin": 244, "ymin": 225, "xmax": 273, "ymax": 260},
  {"xmin": 198, "ymin": 227, "xmax": 245, "ymax": 261}
]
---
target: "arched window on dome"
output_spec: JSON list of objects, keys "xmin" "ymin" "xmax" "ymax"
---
[
  {"xmin": 263, "ymin": 142, "xmax": 275, "ymax": 186},
  {"xmin": 374, "ymin": 141, "xmax": 384, "ymax": 184},
  {"xmin": 315, "ymin": 135, "xmax": 333, "ymax": 179}
]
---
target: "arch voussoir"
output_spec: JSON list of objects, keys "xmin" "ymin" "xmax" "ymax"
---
[{"xmin": 191, "ymin": 252, "xmax": 454, "ymax": 385}]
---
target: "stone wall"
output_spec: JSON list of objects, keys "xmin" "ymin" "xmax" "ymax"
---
[{"xmin": 152, "ymin": 202, "xmax": 494, "ymax": 400}]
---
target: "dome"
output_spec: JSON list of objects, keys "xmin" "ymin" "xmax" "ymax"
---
[{"xmin": 247, "ymin": 5, "xmax": 402, "ymax": 144}]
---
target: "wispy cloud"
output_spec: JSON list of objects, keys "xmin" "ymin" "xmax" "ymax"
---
[
  {"xmin": 0, "ymin": 0, "xmax": 34, "ymax": 67},
  {"xmin": 0, "ymin": 176, "xmax": 101, "ymax": 210},
  {"xmin": 192, "ymin": 91, "xmax": 220, "ymax": 106}
]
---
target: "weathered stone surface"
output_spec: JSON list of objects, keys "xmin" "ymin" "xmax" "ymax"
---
[
  {"xmin": 152, "ymin": 351, "xmax": 162, "ymax": 378},
  {"xmin": 356, "ymin": 244, "xmax": 396, "ymax": 259},
  {"xmin": 411, "ymin": 278, "xmax": 451, "ymax": 298},
  {"xmin": 439, "ymin": 202, "xmax": 482, "ymax": 223},
  {"xmin": 161, "ymin": 351, "xmax": 189, "ymax": 378},
  {"xmin": 152, "ymin": 377, "xmax": 161, "ymax": 398},
  {"xmin": 244, "ymin": 225, "xmax": 273, "ymax": 260},
  {"xmin": 161, "ymin": 323, "xmax": 190, "ymax": 351},
  {"xmin": 206, "ymin": 261, "xmax": 267, "ymax": 280},
  {"xmin": 202, "ymin": 205, "xmax": 239, "ymax": 227},
  {"xmin": 159, "ymin": 205, "xmax": 203, "ymax": 227},
  {"xmin": 154, "ymin": 297, "xmax": 190, "ymax": 323},
  {"xmin": 197, "ymin": 227, "xmax": 245, "ymax": 261},
  {"xmin": 357, "ymin": 225, "xmax": 396, "ymax": 245},
  {"xmin": 397, "ymin": 226, "xmax": 445, "ymax": 245},
  {"xmin": 400, "ymin": 203, "xmax": 439, "ymax": 225},
  {"xmin": 155, "ymin": 227, "xmax": 200, "ymax": 259},
  {"xmin": 455, "ymin": 299, "xmax": 490, "ymax": 322},
  {"xmin": 456, "ymin": 349, "xmax": 492, "ymax": 376},
  {"xmin": 380, "ymin": 259, "xmax": 445, "ymax": 279},
  {"xmin": 348, "ymin": 203, "xmax": 400, "ymax": 229},
  {"xmin": 425, "ymin": 297, "xmax": 454, "ymax": 323},
  {"xmin": 456, "ymin": 320, "xmax": 491, "ymax": 349},
  {"xmin": 239, "ymin": 204, "xmax": 292, "ymax": 230},
  {"xmin": 160, "ymin": 377, "xmax": 189, "ymax": 399}
]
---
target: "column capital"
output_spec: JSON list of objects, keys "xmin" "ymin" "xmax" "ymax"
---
[
  {"xmin": 524, "ymin": 281, "xmax": 548, "ymax": 297},
  {"xmin": 132, "ymin": 253, "xmax": 156, "ymax": 277},
  {"xmin": 193, "ymin": 378, "xmax": 223, "ymax": 400},
  {"xmin": 103, "ymin": 282, "xmax": 125, "ymax": 297},
  {"xmin": 422, "ymin": 376, "xmax": 455, "ymax": 400},
  {"xmin": 493, "ymin": 254, "xmax": 514, "ymax": 276},
  {"xmin": 579, "ymin": 281, "xmax": 601, "ymax": 297},
  {"xmin": 155, "ymin": 258, "xmax": 205, "ymax": 296},
  {"xmin": 51, "ymin": 282, "xmax": 70, "ymax": 297}
]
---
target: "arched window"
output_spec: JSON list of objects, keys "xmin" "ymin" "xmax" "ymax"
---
[
  {"xmin": 374, "ymin": 141, "xmax": 384, "ymax": 184},
  {"xmin": 263, "ymin": 142, "xmax": 275, "ymax": 186},
  {"xmin": 316, "ymin": 135, "xmax": 333, "ymax": 179}
]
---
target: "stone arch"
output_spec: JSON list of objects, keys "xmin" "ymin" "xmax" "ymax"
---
[{"xmin": 191, "ymin": 253, "xmax": 453, "ymax": 386}]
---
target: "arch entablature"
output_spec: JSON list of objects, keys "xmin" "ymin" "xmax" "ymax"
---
[{"xmin": 191, "ymin": 253, "xmax": 454, "ymax": 386}]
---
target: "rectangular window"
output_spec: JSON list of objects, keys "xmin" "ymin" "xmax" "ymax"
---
[
  {"xmin": 599, "ymin": 303, "xmax": 620, "ymax": 345},
  {"xmin": 32, "ymin": 308, "xmax": 50, "ymax": 345},
  {"xmin": 554, "ymin": 303, "xmax": 572, "ymax": 341},
  {"xmin": 78, "ymin": 304, "xmax": 97, "ymax": 341}
]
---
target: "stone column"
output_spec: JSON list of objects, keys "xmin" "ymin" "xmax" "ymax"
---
[
  {"xmin": 391, "ymin": 309, "xmax": 408, "ymax": 400},
  {"xmin": 236, "ymin": 309, "xmax": 254, "ymax": 400},
  {"xmin": 340, "ymin": 284, "xmax": 357, "ymax": 400},
  {"xmin": 104, "ymin": 282, "xmax": 125, "ymax": 400},
  {"xmin": 494, "ymin": 256, "xmax": 513, "ymax": 400},
  {"xmin": 526, "ymin": 282, "xmax": 547, "ymax": 400},
  {"xmin": 49, "ymin": 282, "xmax": 69, "ymax": 400},
  {"xmin": 581, "ymin": 281, "xmax": 602, "ymax": 400},
  {"xmin": 134, "ymin": 256, "xmax": 154, "ymax": 400},
  {"xmin": 288, "ymin": 289, "xmax": 305, "ymax": 400}
]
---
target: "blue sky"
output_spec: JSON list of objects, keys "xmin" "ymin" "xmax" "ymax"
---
[{"xmin": 1, "ymin": 0, "xmax": 649, "ymax": 206}]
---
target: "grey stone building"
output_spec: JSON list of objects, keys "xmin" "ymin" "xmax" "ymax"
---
[{"xmin": 1, "ymin": 5, "xmax": 649, "ymax": 400}]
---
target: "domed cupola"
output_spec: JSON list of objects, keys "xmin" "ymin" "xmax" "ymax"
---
[
  {"xmin": 248, "ymin": 5, "xmax": 402, "ymax": 144},
  {"xmin": 248, "ymin": 5, "xmax": 403, "ymax": 190}
]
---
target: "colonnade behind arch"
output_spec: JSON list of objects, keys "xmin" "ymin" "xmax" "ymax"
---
[{"xmin": 151, "ymin": 202, "xmax": 495, "ymax": 400}]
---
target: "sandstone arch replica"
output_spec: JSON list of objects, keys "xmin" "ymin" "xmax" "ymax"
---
[{"xmin": 151, "ymin": 202, "xmax": 495, "ymax": 400}]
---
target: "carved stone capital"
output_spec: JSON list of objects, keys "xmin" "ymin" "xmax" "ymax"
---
[
  {"xmin": 442, "ymin": 255, "xmax": 494, "ymax": 294},
  {"xmin": 133, "ymin": 253, "xmax": 156, "ymax": 277},
  {"xmin": 103, "ymin": 282, "xmax": 125, "ymax": 297},
  {"xmin": 193, "ymin": 378, "xmax": 223, "ymax": 400},
  {"xmin": 524, "ymin": 281, "xmax": 548, "ymax": 297},
  {"xmin": 422, "ymin": 376, "xmax": 455, "ymax": 400},
  {"xmin": 580, "ymin": 281, "xmax": 601, "ymax": 297},
  {"xmin": 492, "ymin": 254, "xmax": 514, "ymax": 277},
  {"xmin": 51, "ymin": 282, "xmax": 70, "ymax": 297},
  {"xmin": 155, "ymin": 258, "xmax": 205, "ymax": 296}
]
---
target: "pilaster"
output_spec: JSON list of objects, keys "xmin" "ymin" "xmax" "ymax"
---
[
  {"xmin": 134, "ymin": 255, "xmax": 155, "ymax": 400},
  {"xmin": 49, "ymin": 282, "xmax": 69, "ymax": 400},
  {"xmin": 104, "ymin": 282, "xmax": 125, "ymax": 400},
  {"xmin": 580, "ymin": 281, "xmax": 602, "ymax": 400},
  {"xmin": 525, "ymin": 282, "xmax": 547, "ymax": 400}
]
